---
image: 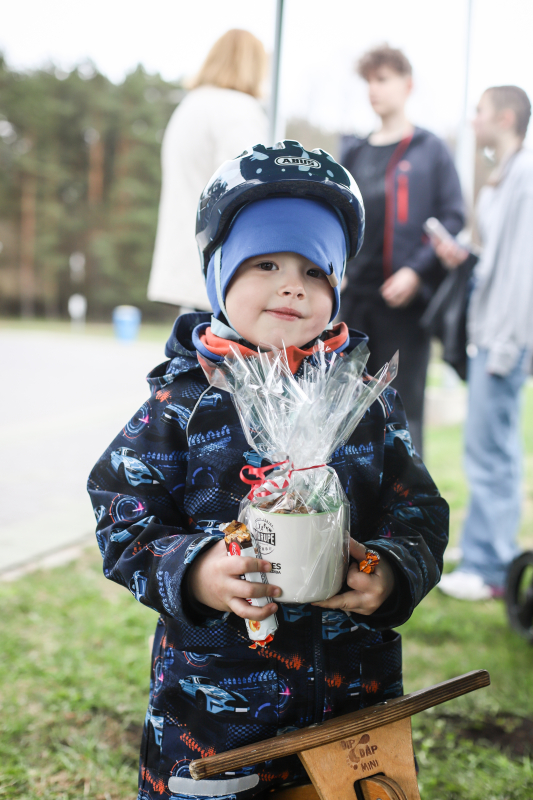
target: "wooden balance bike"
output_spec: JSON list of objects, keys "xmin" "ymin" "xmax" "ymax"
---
[{"xmin": 190, "ymin": 670, "xmax": 490, "ymax": 800}]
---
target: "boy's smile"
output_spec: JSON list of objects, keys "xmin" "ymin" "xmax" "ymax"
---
[
  {"xmin": 225, "ymin": 251, "xmax": 334, "ymax": 349},
  {"xmin": 265, "ymin": 306, "xmax": 303, "ymax": 321}
]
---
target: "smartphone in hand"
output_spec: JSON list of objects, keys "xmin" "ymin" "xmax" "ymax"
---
[
  {"xmin": 423, "ymin": 217, "xmax": 456, "ymax": 245},
  {"xmin": 424, "ymin": 217, "xmax": 469, "ymax": 268}
]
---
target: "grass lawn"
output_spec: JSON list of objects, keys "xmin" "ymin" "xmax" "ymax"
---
[
  {"xmin": 403, "ymin": 382, "xmax": 533, "ymax": 800},
  {"xmin": 1, "ymin": 385, "xmax": 532, "ymax": 800}
]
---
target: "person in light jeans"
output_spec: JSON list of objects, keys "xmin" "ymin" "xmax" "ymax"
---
[{"xmin": 435, "ymin": 86, "xmax": 533, "ymax": 600}]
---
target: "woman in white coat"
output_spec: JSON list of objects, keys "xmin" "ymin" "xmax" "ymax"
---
[{"xmin": 148, "ymin": 29, "xmax": 268, "ymax": 310}]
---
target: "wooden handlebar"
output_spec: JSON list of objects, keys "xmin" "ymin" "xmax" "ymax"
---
[{"xmin": 190, "ymin": 669, "xmax": 490, "ymax": 780}]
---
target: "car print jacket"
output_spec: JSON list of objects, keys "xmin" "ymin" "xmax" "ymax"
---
[{"xmin": 87, "ymin": 312, "xmax": 449, "ymax": 800}]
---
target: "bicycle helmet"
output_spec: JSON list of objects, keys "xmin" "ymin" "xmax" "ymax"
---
[{"xmin": 196, "ymin": 139, "xmax": 365, "ymax": 278}]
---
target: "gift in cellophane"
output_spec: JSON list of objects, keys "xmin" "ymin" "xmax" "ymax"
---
[{"xmin": 199, "ymin": 340, "xmax": 398, "ymax": 607}]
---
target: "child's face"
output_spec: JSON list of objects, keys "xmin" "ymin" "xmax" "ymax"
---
[{"xmin": 225, "ymin": 252, "xmax": 334, "ymax": 349}]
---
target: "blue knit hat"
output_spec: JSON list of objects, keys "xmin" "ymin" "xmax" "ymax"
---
[{"xmin": 206, "ymin": 196, "xmax": 348, "ymax": 339}]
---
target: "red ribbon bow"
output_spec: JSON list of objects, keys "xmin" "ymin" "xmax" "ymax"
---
[
  {"xmin": 239, "ymin": 460, "xmax": 327, "ymax": 501},
  {"xmin": 239, "ymin": 461, "xmax": 289, "ymax": 500}
]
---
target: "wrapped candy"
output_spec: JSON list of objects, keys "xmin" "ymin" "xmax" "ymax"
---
[
  {"xmin": 222, "ymin": 520, "xmax": 278, "ymax": 648},
  {"xmin": 199, "ymin": 340, "xmax": 398, "ymax": 609}
]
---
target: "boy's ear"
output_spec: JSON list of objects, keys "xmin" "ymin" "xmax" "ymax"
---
[{"xmin": 498, "ymin": 107, "xmax": 517, "ymax": 132}]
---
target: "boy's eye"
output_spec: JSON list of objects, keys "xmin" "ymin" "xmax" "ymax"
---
[
  {"xmin": 307, "ymin": 268, "xmax": 325, "ymax": 279},
  {"xmin": 257, "ymin": 261, "xmax": 278, "ymax": 271}
]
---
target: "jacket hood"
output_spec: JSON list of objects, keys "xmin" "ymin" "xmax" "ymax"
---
[
  {"xmin": 164, "ymin": 311, "xmax": 211, "ymax": 361},
  {"xmin": 146, "ymin": 312, "xmax": 210, "ymax": 388},
  {"xmin": 148, "ymin": 312, "xmax": 369, "ymax": 387}
]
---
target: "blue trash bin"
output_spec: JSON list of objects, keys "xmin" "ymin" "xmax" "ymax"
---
[{"xmin": 112, "ymin": 305, "xmax": 142, "ymax": 342}]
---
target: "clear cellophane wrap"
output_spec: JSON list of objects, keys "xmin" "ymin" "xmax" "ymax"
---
[{"xmin": 199, "ymin": 341, "xmax": 398, "ymax": 606}]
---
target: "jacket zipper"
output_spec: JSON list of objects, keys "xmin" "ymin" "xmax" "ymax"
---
[
  {"xmin": 185, "ymin": 386, "xmax": 211, "ymax": 441},
  {"xmin": 311, "ymin": 606, "xmax": 325, "ymax": 723}
]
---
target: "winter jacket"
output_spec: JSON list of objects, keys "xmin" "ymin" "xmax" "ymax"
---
[
  {"xmin": 87, "ymin": 312, "xmax": 449, "ymax": 799},
  {"xmin": 147, "ymin": 87, "xmax": 267, "ymax": 310},
  {"xmin": 340, "ymin": 127, "xmax": 465, "ymax": 304}
]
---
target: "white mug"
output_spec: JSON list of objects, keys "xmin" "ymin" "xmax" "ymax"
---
[{"xmin": 242, "ymin": 504, "xmax": 349, "ymax": 604}]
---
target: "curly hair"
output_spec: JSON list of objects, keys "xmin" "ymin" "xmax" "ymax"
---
[{"xmin": 357, "ymin": 44, "xmax": 412, "ymax": 80}]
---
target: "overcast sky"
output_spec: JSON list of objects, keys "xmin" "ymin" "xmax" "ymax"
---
[{"xmin": 1, "ymin": 0, "xmax": 533, "ymax": 144}]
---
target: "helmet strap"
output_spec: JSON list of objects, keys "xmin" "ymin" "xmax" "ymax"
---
[{"xmin": 210, "ymin": 315, "xmax": 241, "ymax": 342}]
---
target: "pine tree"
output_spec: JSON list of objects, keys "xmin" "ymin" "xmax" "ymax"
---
[{"xmin": 0, "ymin": 55, "xmax": 183, "ymax": 320}]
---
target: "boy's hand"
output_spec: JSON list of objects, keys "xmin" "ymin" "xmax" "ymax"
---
[
  {"xmin": 312, "ymin": 539, "xmax": 395, "ymax": 615},
  {"xmin": 187, "ymin": 539, "xmax": 280, "ymax": 620}
]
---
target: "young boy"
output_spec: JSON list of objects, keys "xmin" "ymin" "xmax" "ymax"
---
[{"xmin": 88, "ymin": 140, "xmax": 448, "ymax": 799}]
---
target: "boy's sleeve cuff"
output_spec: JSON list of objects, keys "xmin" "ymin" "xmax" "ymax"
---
[
  {"xmin": 348, "ymin": 544, "xmax": 414, "ymax": 630},
  {"xmin": 180, "ymin": 533, "xmax": 227, "ymax": 627},
  {"xmin": 183, "ymin": 586, "xmax": 229, "ymax": 626}
]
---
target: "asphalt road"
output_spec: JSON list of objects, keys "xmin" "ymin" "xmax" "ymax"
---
[{"xmin": 0, "ymin": 329, "xmax": 166, "ymax": 573}]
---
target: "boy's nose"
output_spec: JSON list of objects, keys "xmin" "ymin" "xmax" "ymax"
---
[
  {"xmin": 280, "ymin": 287, "xmax": 305, "ymax": 300},
  {"xmin": 279, "ymin": 278, "xmax": 305, "ymax": 299}
]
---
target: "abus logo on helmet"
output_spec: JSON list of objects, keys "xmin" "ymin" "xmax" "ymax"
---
[{"xmin": 274, "ymin": 157, "xmax": 321, "ymax": 169}]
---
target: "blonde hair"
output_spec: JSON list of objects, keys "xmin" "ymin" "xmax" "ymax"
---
[{"xmin": 189, "ymin": 29, "xmax": 267, "ymax": 99}]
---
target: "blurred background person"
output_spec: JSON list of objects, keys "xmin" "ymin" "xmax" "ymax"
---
[
  {"xmin": 148, "ymin": 29, "xmax": 268, "ymax": 311},
  {"xmin": 340, "ymin": 44, "xmax": 464, "ymax": 456},
  {"xmin": 436, "ymin": 86, "xmax": 533, "ymax": 601}
]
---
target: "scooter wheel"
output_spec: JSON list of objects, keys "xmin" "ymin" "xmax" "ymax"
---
[{"xmin": 505, "ymin": 551, "xmax": 533, "ymax": 642}]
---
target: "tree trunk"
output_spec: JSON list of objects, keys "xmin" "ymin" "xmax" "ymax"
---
[
  {"xmin": 114, "ymin": 135, "xmax": 131, "ymax": 217},
  {"xmin": 19, "ymin": 171, "xmax": 37, "ymax": 318},
  {"xmin": 88, "ymin": 129, "xmax": 104, "ymax": 205}
]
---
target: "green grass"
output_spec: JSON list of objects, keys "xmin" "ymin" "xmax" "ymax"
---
[
  {"xmin": 401, "ymin": 382, "xmax": 533, "ymax": 798},
  {"xmin": 1, "ymin": 384, "xmax": 532, "ymax": 799},
  {"xmin": 0, "ymin": 556, "xmax": 156, "ymax": 799},
  {"xmin": 402, "ymin": 580, "xmax": 533, "ymax": 799}
]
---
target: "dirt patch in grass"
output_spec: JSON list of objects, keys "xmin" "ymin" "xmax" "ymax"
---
[
  {"xmin": 98, "ymin": 714, "xmax": 143, "ymax": 753},
  {"xmin": 442, "ymin": 712, "xmax": 533, "ymax": 759}
]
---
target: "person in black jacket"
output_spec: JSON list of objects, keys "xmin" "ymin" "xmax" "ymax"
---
[{"xmin": 340, "ymin": 44, "xmax": 465, "ymax": 455}]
